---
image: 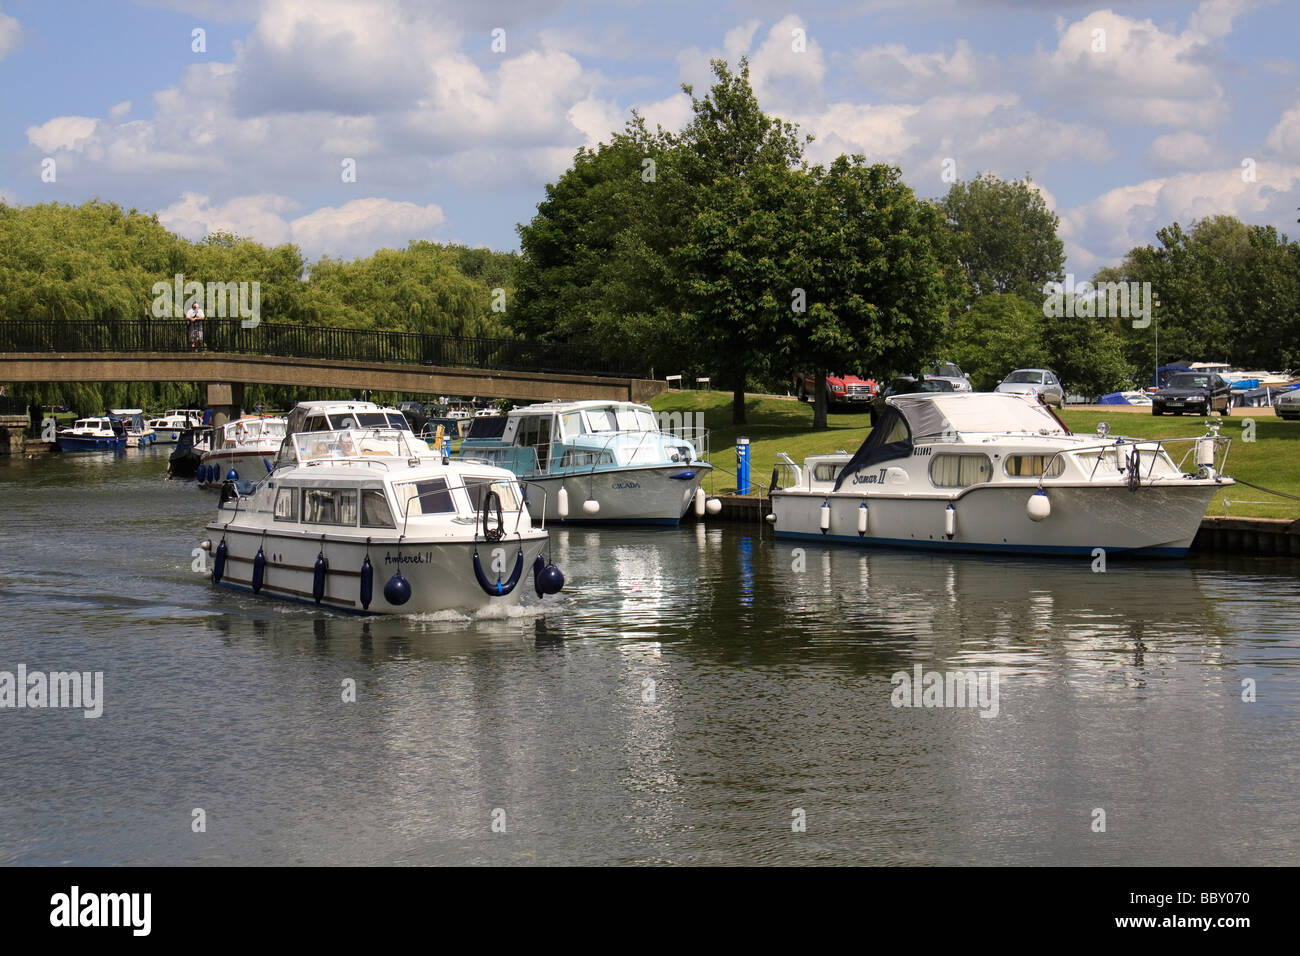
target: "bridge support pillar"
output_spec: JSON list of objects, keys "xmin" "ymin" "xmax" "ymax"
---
[{"xmin": 206, "ymin": 382, "xmax": 245, "ymax": 428}]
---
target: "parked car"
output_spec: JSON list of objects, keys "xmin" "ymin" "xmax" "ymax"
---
[
  {"xmin": 793, "ymin": 370, "xmax": 877, "ymax": 407},
  {"xmin": 869, "ymin": 376, "xmax": 955, "ymax": 424},
  {"xmin": 1276, "ymin": 388, "xmax": 1300, "ymax": 421},
  {"xmin": 925, "ymin": 362, "xmax": 973, "ymax": 392},
  {"xmin": 995, "ymin": 369, "xmax": 1065, "ymax": 408},
  {"xmin": 1151, "ymin": 372, "xmax": 1232, "ymax": 416}
]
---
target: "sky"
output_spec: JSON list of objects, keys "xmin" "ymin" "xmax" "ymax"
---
[{"xmin": 1, "ymin": 0, "xmax": 1297, "ymax": 278}]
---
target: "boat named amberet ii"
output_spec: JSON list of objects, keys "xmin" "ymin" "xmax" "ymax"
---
[
  {"xmin": 201, "ymin": 425, "xmax": 562, "ymax": 614},
  {"xmin": 770, "ymin": 392, "xmax": 1232, "ymax": 557}
]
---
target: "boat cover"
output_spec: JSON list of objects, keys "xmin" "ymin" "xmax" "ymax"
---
[
  {"xmin": 833, "ymin": 394, "xmax": 1066, "ymax": 491},
  {"xmin": 1097, "ymin": 392, "xmax": 1131, "ymax": 404}
]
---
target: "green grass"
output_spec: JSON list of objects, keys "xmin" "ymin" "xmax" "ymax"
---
[{"xmin": 650, "ymin": 391, "xmax": 1300, "ymax": 519}]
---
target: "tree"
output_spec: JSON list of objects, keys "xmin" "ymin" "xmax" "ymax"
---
[
  {"xmin": 677, "ymin": 57, "xmax": 810, "ymax": 425},
  {"xmin": 513, "ymin": 113, "xmax": 692, "ymax": 375},
  {"xmin": 785, "ymin": 157, "xmax": 962, "ymax": 428},
  {"xmin": 1096, "ymin": 215, "xmax": 1300, "ymax": 374},
  {"xmin": 948, "ymin": 294, "xmax": 1049, "ymax": 391},
  {"xmin": 938, "ymin": 173, "xmax": 1065, "ymax": 303}
]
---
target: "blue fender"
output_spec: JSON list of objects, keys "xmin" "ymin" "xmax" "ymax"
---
[
  {"xmin": 473, "ymin": 547, "xmax": 524, "ymax": 597},
  {"xmin": 212, "ymin": 539, "xmax": 227, "ymax": 583},
  {"xmin": 360, "ymin": 555, "xmax": 374, "ymax": 610},
  {"xmin": 313, "ymin": 551, "xmax": 328, "ymax": 604},
  {"xmin": 251, "ymin": 546, "xmax": 266, "ymax": 593}
]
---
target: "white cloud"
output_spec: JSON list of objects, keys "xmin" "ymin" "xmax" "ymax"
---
[
  {"xmin": 25, "ymin": 117, "xmax": 100, "ymax": 154},
  {"xmin": 289, "ymin": 197, "xmax": 446, "ymax": 258},
  {"xmin": 158, "ymin": 191, "xmax": 300, "ymax": 246},
  {"xmin": 1033, "ymin": 10, "xmax": 1230, "ymax": 128},
  {"xmin": 1147, "ymin": 132, "xmax": 1217, "ymax": 170},
  {"xmin": 853, "ymin": 39, "xmax": 998, "ymax": 99},
  {"xmin": 1265, "ymin": 101, "xmax": 1300, "ymax": 157},
  {"xmin": 158, "ymin": 191, "xmax": 447, "ymax": 260},
  {"xmin": 0, "ymin": 8, "xmax": 20, "ymax": 61},
  {"xmin": 796, "ymin": 92, "xmax": 1113, "ymax": 185},
  {"xmin": 1060, "ymin": 163, "xmax": 1300, "ymax": 274}
]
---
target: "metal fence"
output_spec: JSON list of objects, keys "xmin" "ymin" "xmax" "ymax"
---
[{"xmin": 0, "ymin": 319, "xmax": 641, "ymax": 378}]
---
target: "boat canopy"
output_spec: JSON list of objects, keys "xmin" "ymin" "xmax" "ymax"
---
[
  {"xmin": 292, "ymin": 428, "xmax": 419, "ymax": 464},
  {"xmin": 833, "ymin": 393, "xmax": 1068, "ymax": 491}
]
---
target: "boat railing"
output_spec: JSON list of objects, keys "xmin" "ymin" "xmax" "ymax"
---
[{"xmin": 1035, "ymin": 430, "xmax": 1231, "ymax": 490}]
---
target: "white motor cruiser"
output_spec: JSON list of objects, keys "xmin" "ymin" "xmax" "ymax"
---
[
  {"xmin": 200, "ymin": 426, "xmax": 562, "ymax": 614},
  {"xmin": 148, "ymin": 413, "xmax": 195, "ymax": 444},
  {"xmin": 458, "ymin": 400, "xmax": 712, "ymax": 525},
  {"xmin": 198, "ymin": 416, "xmax": 287, "ymax": 486},
  {"xmin": 770, "ymin": 392, "xmax": 1231, "ymax": 558}
]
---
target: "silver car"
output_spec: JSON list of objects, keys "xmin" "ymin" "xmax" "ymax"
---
[
  {"xmin": 926, "ymin": 362, "xmax": 973, "ymax": 392},
  {"xmin": 1276, "ymin": 387, "xmax": 1300, "ymax": 421},
  {"xmin": 995, "ymin": 368, "xmax": 1065, "ymax": 408}
]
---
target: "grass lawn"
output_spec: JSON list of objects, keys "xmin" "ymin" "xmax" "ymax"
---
[{"xmin": 651, "ymin": 391, "xmax": 1300, "ymax": 519}]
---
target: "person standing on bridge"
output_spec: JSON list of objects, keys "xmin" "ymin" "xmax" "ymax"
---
[{"xmin": 187, "ymin": 300, "xmax": 205, "ymax": 351}]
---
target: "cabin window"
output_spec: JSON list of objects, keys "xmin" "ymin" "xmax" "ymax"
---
[
  {"xmin": 929, "ymin": 454, "xmax": 993, "ymax": 488},
  {"xmin": 516, "ymin": 417, "xmax": 552, "ymax": 470},
  {"xmin": 560, "ymin": 449, "xmax": 613, "ymax": 469},
  {"xmin": 585, "ymin": 408, "xmax": 618, "ymax": 432},
  {"xmin": 305, "ymin": 417, "xmax": 326, "ymax": 432},
  {"xmin": 394, "ymin": 479, "xmax": 455, "ymax": 517},
  {"xmin": 1004, "ymin": 455, "xmax": 1065, "ymax": 478},
  {"xmin": 303, "ymin": 488, "xmax": 358, "ymax": 525},
  {"xmin": 360, "ymin": 489, "xmax": 395, "ymax": 528},
  {"xmin": 560, "ymin": 412, "xmax": 585, "ymax": 438},
  {"xmin": 812, "ymin": 463, "xmax": 841, "ymax": 482},
  {"xmin": 273, "ymin": 487, "xmax": 297, "ymax": 521},
  {"xmin": 462, "ymin": 476, "xmax": 521, "ymax": 512},
  {"xmin": 385, "ymin": 413, "xmax": 411, "ymax": 431},
  {"xmin": 615, "ymin": 407, "xmax": 641, "ymax": 431}
]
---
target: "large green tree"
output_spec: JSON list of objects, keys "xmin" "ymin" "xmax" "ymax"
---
[
  {"xmin": 676, "ymin": 57, "xmax": 810, "ymax": 425},
  {"xmin": 785, "ymin": 156, "xmax": 962, "ymax": 428},
  {"xmin": 512, "ymin": 113, "xmax": 692, "ymax": 375},
  {"xmin": 939, "ymin": 173, "xmax": 1065, "ymax": 303},
  {"xmin": 1096, "ymin": 215, "xmax": 1300, "ymax": 374}
]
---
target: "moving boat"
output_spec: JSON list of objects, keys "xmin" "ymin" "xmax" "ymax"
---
[
  {"xmin": 197, "ymin": 416, "xmax": 287, "ymax": 486},
  {"xmin": 458, "ymin": 400, "xmax": 712, "ymax": 525},
  {"xmin": 199, "ymin": 425, "xmax": 563, "ymax": 614},
  {"xmin": 769, "ymin": 392, "xmax": 1231, "ymax": 557},
  {"xmin": 56, "ymin": 416, "xmax": 127, "ymax": 452}
]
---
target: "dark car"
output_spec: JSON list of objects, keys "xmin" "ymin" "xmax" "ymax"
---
[
  {"xmin": 1152, "ymin": 372, "xmax": 1232, "ymax": 416},
  {"xmin": 869, "ymin": 376, "xmax": 955, "ymax": 424}
]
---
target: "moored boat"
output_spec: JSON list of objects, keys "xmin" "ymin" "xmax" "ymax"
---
[
  {"xmin": 769, "ymin": 392, "xmax": 1232, "ymax": 558},
  {"xmin": 56, "ymin": 416, "xmax": 127, "ymax": 452},
  {"xmin": 199, "ymin": 425, "xmax": 563, "ymax": 614},
  {"xmin": 109, "ymin": 409, "xmax": 157, "ymax": 447},
  {"xmin": 197, "ymin": 416, "xmax": 287, "ymax": 486},
  {"xmin": 458, "ymin": 400, "xmax": 712, "ymax": 525}
]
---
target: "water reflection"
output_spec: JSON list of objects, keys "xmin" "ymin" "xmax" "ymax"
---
[{"xmin": 0, "ymin": 450, "xmax": 1297, "ymax": 865}]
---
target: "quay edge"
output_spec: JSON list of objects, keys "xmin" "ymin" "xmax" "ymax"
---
[{"xmin": 687, "ymin": 494, "xmax": 1300, "ymax": 557}]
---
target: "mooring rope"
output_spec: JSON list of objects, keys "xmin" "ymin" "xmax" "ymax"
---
[{"xmin": 1229, "ymin": 478, "xmax": 1300, "ymax": 502}]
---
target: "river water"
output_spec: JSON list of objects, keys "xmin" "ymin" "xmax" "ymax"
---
[{"xmin": 2, "ymin": 447, "xmax": 1298, "ymax": 865}]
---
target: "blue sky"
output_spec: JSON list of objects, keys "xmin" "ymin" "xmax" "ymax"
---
[{"xmin": 1, "ymin": 0, "xmax": 1297, "ymax": 277}]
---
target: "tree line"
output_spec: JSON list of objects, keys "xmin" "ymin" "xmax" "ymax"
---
[
  {"xmin": 513, "ymin": 58, "xmax": 1300, "ymax": 424},
  {"xmin": 5, "ymin": 58, "xmax": 1297, "ymax": 425}
]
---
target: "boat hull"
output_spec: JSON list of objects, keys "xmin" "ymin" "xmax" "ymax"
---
[
  {"xmin": 204, "ymin": 524, "xmax": 551, "ymax": 614},
  {"xmin": 772, "ymin": 482, "xmax": 1223, "ymax": 558},
  {"xmin": 199, "ymin": 447, "xmax": 277, "ymax": 486},
  {"xmin": 56, "ymin": 435, "xmax": 126, "ymax": 452},
  {"xmin": 522, "ymin": 465, "xmax": 711, "ymax": 525}
]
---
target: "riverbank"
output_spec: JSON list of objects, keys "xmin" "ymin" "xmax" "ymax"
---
[{"xmin": 651, "ymin": 390, "xmax": 1300, "ymax": 519}]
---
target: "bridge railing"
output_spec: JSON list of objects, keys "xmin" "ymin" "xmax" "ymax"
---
[{"xmin": 0, "ymin": 319, "xmax": 641, "ymax": 378}]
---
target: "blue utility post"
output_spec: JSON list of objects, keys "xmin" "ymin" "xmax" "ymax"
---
[{"xmin": 736, "ymin": 437, "xmax": 750, "ymax": 495}]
